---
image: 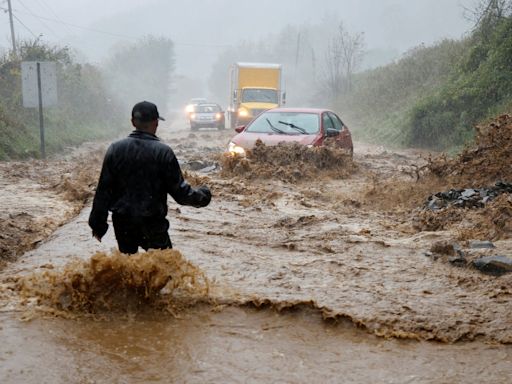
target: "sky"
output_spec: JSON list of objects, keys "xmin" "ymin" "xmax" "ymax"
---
[{"xmin": 1, "ymin": 0, "xmax": 476, "ymax": 77}]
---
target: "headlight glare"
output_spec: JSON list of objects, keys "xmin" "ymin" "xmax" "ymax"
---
[{"xmin": 228, "ymin": 142, "xmax": 246, "ymax": 156}]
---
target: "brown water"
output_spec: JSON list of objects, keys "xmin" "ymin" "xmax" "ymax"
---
[
  {"xmin": 1, "ymin": 307, "xmax": 511, "ymax": 384},
  {"xmin": 0, "ymin": 120, "xmax": 511, "ymax": 383}
]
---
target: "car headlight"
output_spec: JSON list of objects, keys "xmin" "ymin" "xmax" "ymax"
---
[
  {"xmin": 185, "ymin": 104, "xmax": 194, "ymax": 113},
  {"xmin": 189, "ymin": 113, "xmax": 196, "ymax": 120},
  {"xmin": 215, "ymin": 112, "xmax": 222, "ymax": 120},
  {"xmin": 228, "ymin": 142, "xmax": 246, "ymax": 156},
  {"xmin": 238, "ymin": 108, "xmax": 249, "ymax": 117}
]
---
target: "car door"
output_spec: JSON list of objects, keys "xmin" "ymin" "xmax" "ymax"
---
[
  {"xmin": 320, "ymin": 112, "xmax": 335, "ymax": 146},
  {"xmin": 327, "ymin": 112, "xmax": 352, "ymax": 151}
]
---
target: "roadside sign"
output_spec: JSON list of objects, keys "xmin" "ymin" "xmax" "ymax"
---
[
  {"xmin": 21, "ymin": 61, "xmax": 57, "ymax": 108},
  {"xmin": 21, "ymin": 61, "xmax": 58, "ymax": 159}
]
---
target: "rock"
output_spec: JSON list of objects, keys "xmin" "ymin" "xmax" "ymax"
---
[
  {"xmin": 430, "ymin": 241, "xmax": 462, "ymax": 256},
  {"xmin": 473, "ymin": 256, "xmax": 512, "ymax": 276},
  {"xmin": 461, "ymin": 189, "xmax": 476, "ymax": 198},
  {"xmin": 449, "ymin": 255, "xmax": 466, "ymax": 267},
  {"xmin": 468, "ymin": 240, "xmax": 496, "ymax": 249},
  {"xmin": 427, "ymin": 196, "xmax": 443, "ymax": 211},
  {"xmin": 187, "ymin": 160, "xmax": 208, "ymax": 171},
  {"xmin": 425, "ymin": 182, "xmax": 512, "ymax": 210},
  {"xmin": 198, "ymin": 164, "xmax": 217, "ymax": 173}
]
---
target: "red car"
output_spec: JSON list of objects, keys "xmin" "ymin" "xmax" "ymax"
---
[{"xmin": 227, "ymin": 107, "xmax": 353, "ymax": 156}]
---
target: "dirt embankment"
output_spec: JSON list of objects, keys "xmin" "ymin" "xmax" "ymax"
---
[
  {"xmin": 413, "ymin": 115, "xmax": 512, "ymax": 240},
  {"xmin": 0, "ymin": 147, "xmax": 105, "ymax": 265}
]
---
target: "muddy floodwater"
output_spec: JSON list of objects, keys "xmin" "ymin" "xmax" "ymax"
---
[
  {"xmin": 2, "ymin": 307, "xmax": 511, "ymax": 383},
  {"xmin": 0, "ymin": 118, "xmax": 511, "ymax": 383}
]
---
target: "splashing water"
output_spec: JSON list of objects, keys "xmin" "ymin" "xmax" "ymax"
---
[{"xmin": 14, "ymin": 249, "xmax": 210, "ymax": 315}]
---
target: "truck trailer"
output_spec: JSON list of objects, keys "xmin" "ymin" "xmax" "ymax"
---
[{"xmin": 228, "ymin": 62, "xmax": 285, "ymax": 128}]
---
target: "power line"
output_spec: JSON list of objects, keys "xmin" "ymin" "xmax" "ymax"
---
[
  {"xmin": 32, "ymin": 0, "xmax": 76, "ymax": 36},
  {"xmin": 11, "ymin": 13, "xmax": 39, "ymax": 39},
  {"xmin": 17, "ymin": 0, "xmax": 60, "ymax": 40},
  {"xmin": 4, "ymin": 6, "xmax": 233, "ymax": 48},
  {"xmin": 7, "ymin": 9, "xmax": 142, "ymax": 39}
]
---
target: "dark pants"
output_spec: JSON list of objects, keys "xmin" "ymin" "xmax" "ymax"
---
[{"xmin": 112, "ymin": 213, "xmax": 172, "ymax": 254}]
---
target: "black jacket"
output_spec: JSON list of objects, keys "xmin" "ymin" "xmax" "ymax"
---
[{"xmin": 88, "ymin": 130, "xmax": 211, "ymax": 238}]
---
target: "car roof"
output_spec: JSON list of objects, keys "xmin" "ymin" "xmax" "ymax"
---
[{"xmin": 265, "ymin": 107, "xmax": 331, "ymax": 114}]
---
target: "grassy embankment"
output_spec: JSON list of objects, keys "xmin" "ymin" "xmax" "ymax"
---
[
  {"xmin": 0, "ymin": 41, "xmax": 124, "ymax": 160},
  {"xmin": 338, "ymin": 13, "xmax": 512, "ymax": 151}
]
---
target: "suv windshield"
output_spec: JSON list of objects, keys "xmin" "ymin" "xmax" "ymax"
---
[
  {"xmin": 242, "ymin": 89, "xmax": 278, "ymax": 103},
  {"xmin": 246, "ymin": 112, "xmax": 319, "ymax": 134}
]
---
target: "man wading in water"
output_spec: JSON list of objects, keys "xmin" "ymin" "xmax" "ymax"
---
[{"xmin": 88, "ymin": 101, "xmax": 211, "ymax": 254}]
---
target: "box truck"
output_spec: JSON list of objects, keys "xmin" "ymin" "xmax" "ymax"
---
[{"xmin": 228, "ymin": 62, "xmax": 285, "ymax": 128}]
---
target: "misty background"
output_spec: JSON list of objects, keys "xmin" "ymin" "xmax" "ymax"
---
[
  {"xmin": 6, "ymin": 0, "xmax": 510, "ymax": 157},
  {"xmin": 2, "ymin": 0, "xmax": 474, "ymax": 107}
]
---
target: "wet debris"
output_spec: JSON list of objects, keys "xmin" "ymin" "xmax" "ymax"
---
[
  {"xmin": 181, "ymin": 160, "xmax": 219, "ymax": 173},
  {"xmin": 425, "ymin": 182, "xmax": 512, "ymax": 210},
  {"xmin": 468, "ymin": 240, "xmax": 496, "ymax": 249},
  {"xmin": 472, "ymin": 255, "xmax": 512, "ymax": 276},
  {"xmin": 220, "ymin": 140, "xmax": 355, "ymax": 183},
  {"xmin": 427, "ymin": 241, "xmax": 466, "ymax": 266},
  {"xmin": 427, "ymin": 241, "xmax": 512, "ymax": 276}
]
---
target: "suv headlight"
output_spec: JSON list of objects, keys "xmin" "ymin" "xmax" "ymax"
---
[{"xmin": 228, "ymin": 142, "xmax": 246, "ymax": 156}]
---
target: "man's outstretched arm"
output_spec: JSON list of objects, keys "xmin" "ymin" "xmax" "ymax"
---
[{"xmin": 165, "ymin": 151, "xmax": 211, "ymax": 208}]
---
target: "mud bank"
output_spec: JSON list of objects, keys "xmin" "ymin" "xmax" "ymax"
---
[{"xmin": 0, "ymin": 145, "xmax": 105, "ymax": 265}]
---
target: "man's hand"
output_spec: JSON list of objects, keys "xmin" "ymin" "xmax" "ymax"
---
[
  {"xmin": 197, "ymin": 185, "xmax": 212, "ymax": 207},
  {"xmin": 91, "ymin": 223, "xmax": 108, "ymax": 242},
  {"xmin": 92, "ymin": 231, "xmax": 102, "ymax": 242}
]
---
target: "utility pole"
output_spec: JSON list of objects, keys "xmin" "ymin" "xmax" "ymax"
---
[
  {"xmin": 7, "ymin": 0, "xmax": 16, "ymax": 56},
  {"xmin": 295, "ymin": 32, "xmax": 301, "ymax": 68}
]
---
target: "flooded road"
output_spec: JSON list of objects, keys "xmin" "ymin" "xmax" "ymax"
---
[
  {"xmin": 0, "ymin": 118, "xmax": 511, "ymax": 382},
  {"xmin": 2, "ymin": 307, "xmax": 511, "ymax": 383}
]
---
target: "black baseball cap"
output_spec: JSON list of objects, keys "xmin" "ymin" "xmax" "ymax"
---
[{"xmin": 131, "ymin": 101, "xmax": 165, "ymax": 122}]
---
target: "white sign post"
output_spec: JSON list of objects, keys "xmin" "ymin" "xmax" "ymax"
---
[{"xmin": 21, "ymin": 61, "xmax": 58, "ymax": 159}]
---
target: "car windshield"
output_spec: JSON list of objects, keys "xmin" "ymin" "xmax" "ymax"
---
[
  {"xmin": 242, "ymin": 89, "xmax": 278, "ymax": 103},
  {"xmin": 246, "ymin": 112, "xmax": 319, "ymax": 134},
  {"xmin": 195, "ymin": 105, "xmax": 220, "ymax": 113}
]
